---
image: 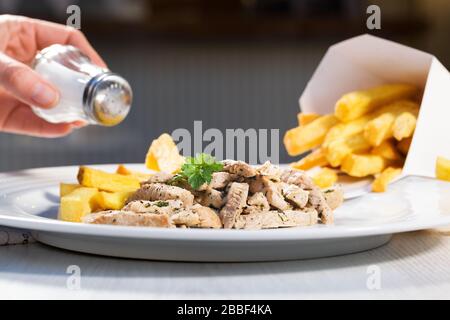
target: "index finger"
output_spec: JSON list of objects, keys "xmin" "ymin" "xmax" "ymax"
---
[{"xmin": 30, "ymin": 18, "xmax": 107, "ymax": 68}]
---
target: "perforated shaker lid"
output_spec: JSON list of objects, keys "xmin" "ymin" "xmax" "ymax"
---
[{"xmin": 84, "ymin": 73, "xmax": 132, "ymax": 126}]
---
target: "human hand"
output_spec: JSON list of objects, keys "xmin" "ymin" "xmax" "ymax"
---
[{"xmin": 0, "ymin": 15, "xmax": 106, "ymax": 137}]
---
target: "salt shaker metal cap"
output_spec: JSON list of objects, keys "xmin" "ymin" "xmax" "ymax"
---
[
  {"xmin": 32, "ymin": 44, "xmax": 132, "ymax": 126},
  {"xmin": 83, "ymin": 72, "xmax": 133, "ymax": 126}
]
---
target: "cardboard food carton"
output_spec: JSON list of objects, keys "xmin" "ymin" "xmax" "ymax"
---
[{"xmin": 300, "ymin": 34, "xmax": 450, "ymax": 185}]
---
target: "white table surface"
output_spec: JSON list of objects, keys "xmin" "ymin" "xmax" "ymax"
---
[{"xmin": 1, "ymin": 230, "xmax": 450, "ymax": 299}]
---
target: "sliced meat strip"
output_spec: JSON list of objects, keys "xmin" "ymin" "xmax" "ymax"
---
[
  {"xmin": 192, "ymin": 204, "xmax": 222, "ymax": 229},
  {"xmin": 323, "ymin": 187, "xmax": 344, "ymax": 210},
  {"xmin": 222, "ymin": 160, "xmax": 256, "ymax": 178},
  {"xmin": 195, "ymin": 188, "xmax": 224, "ymax": 209},
  {"xmin": 127, "ymin": 183, "xmax": 194, "ymax": 207},
  {"xmin": 142, "ymin": 172, "xmax": 174, "ymax": 185},
  {"xmin": 264, "ymin": 180, "xmax": 292, "ymax": 211},
  {"xmin": 256, "ymin": 161, "xmax": 282, "ymax": 181},
  {"xmin": 280, "ymin": 168, "xmax": 333, "ymax": 224},
  {"xmin": 235, "ymin": 208, "xmax": 318, "ymax": 230},
  {"xmin": 219, "ymin": 182, "xmax": 249, "ymax": 229},
  {"xmin": 281, "ymin": 183, "xmax": 309, "ymax": 208},
  {"xmin": 82, "ymin": 210, "xmax": 173, "ymax": 227},
  {"xmin": 123, "ymin": 200, "xmax": 183, "ymax": 214}
]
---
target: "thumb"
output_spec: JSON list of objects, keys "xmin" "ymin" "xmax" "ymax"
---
[{"xmin": 0, "ymin": 52, "xmax": 59, "ymax": 108}]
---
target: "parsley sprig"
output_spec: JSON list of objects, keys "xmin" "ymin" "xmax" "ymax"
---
[{"xmin": 171, "ymin": 153, "xmax": 223, "ymax": 190}]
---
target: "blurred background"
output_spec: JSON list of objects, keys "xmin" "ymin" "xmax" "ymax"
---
[{"xmin": 0, "ymin": 0, "xmax": 449, "ymax": 170}]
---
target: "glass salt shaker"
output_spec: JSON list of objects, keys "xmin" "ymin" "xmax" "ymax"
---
[{"xmin": 31, "ymin": 44, "xmax": 132, "ymax": 126}]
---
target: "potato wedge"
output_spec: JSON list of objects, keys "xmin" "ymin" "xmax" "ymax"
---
[
  {"xmin": 59, "ymin": 183, "xmax": 81, "ymax": 197},
  {"xmin": 397, "ymin": 137, "xmax": 412, "ymax": 156},
  {"xmin": 312, "ymin": 168, "xmax": 338, "ymax": 189},
  {"xmin": 341, "ymin": 154, "xmax": 387, "ymax": 177},
  {"xmin": 372, "ymin": 167, "xmax": 402, "ymax": 192},
  {"xmin": 97, "ymin": 190, "xmax": 134, "ymax": 210},
  {"xmin": 392, "ymin": 111, "xmax": 417, "ymax": 141},
  {"xmin": 59, "ymin": 187, "xmax": 99, "ymax": 222},
  {"xmin": 145, "ymin": 133, "xmax": 185, "ymax": 173},
  {"xmin": 290, "ymin": 148, "xmax": 328, "ymax": 170},
  {"xmin": 436, "ymin": 156, "xmax": 450, "ymax": 182},
  {"xmin": 371, "ymin": 140, "xmax": 402, "ymax": 161},
  {"xmin": 335, "ymin": 84, "xmax": 419, "ymax": 122},
  {"xmin": 116, "ymin": 164, "xmax": 152, "ymax": 182},
  {"xmin": 325, "ymin": 134, "xmax": 371, "ymax": 167},
  {"xmin": 363, "ymin": 100, "xmax": 419, "ymax": 146},
  {"xmin": 297, "ymin": 112, "xmax": 321, "ymax": 126},
  {"xmin": 78, "ymin": 166, "xmax": 140, "ymax": 192},
  {"xmin": 284, "ymin": 114, "xmax": 338, "ymax": 156}
]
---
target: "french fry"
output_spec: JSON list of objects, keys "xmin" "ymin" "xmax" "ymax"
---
[
  {"xmin": 290, "ymin": 148, "xmax": 328, "ymax": 170},
  {"xmin": 145, "ymin": 133, "xmax": 185, "ymax": 173},
  {"xmin": 325, "ymin": 134, "xmax": 371, "ymax": 167},
  {"xmin": 78, "ymin": 166, "xmax": 140, "ymax": 192},
  {"xmin": 371, "ymin": 140, "xmax": 402, "ymax": 161},
  {"xmin": 59, "ymin": 187, "xmax": 99, "ymax": 222},
  {"xmin": 97, "ymin": 190, "xmax": 134, "ymax": 210},
  {"xmin": 372, "ymin": 167, "xmax": 402, "ymax": 192},
  {"xmin": 297, "ymin": 112, "xmax": 321, "ymax": 126},
  {"xmin": 323, "ymin": 116, "xmax": 370, "ymax": 147},
  {"xmin": 397, "ymin": 137, "xmax": 412, "ymax": 156},
  {"xmin": 116, "ymin": 164, "xmax": 152, "ymax": 182},
  {"xmin": 363, "ymin": 100, "xmax": 419, "ymax": 146},
  {"xmin": 436, "ymin": 156, "xmax": 450, "ymax": 182},
  {"xmin": 323, "ymin": 100, "xmax": 416, "ymax": 147},
  {"xmin": 284, "ymin": 114, "xmax": 338, "ymax": 156},
  {"xmin": 59, "ymin": 183, "xmax": 81, "ymax": 197},
  {"xmin": 341, "ymin": 154, "xmax": 387, "ymax": 177},
  {"xmin": 312, "ymin": 168, "xmax": 338, "ymax": 189},
  {"xmin": 392, "ymin": 111, "xmax": 417, "ymax": 141},
  {"xmin": 335, "ymin": 84, "xmax": 419, "ymax": 122}
]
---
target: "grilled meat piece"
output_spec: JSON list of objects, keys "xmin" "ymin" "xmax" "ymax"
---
[
  {"xmin": 247, "ymin": 176, "xmax": 266, "ymax": 194},
  {"xmin": 192, "ymin": 204, "xmax": 222, "ymax": 229},
  {"xmin": 280, "ymin": 168, "xmax": 333, "ymax": 224},
  {"xmin": 281, "ymin": 183, "xmax": 309, "ymax": 208},
  {"xmin": 142, "ymin": 172, "xmax": 174, "ymax": 185},
  {"xmin": 123, "ymin": 199, "xmax": 183, "ymax": 214},
  {"xmin": 198, "ymin": 172, "xmax": 236, "ymax": 191},
  {"xmin": 247, "ymin": 192, "xmax": 270, "ymax": 210},
  {"xmin": 127, "ymin": 183, "xmax": 194, "ymax": 207},
  {"xmin": 323, "ymin": 187, "xmax": 344, "ymax": 210},
  {"xmin": 235, "ymin": 208, "xmax": 318, "ymax": 230},
  {"xmin": 82, "ymin": 210, "xmax": 173, "ymax": 227},
  {"xmin": 170, "ymin": 209, "xmax": 200, "ymax": 227},
  {"xmin": 243, "ymin": 192, "xmax": 270, "ymax": 214},
  {"xmin": 256, "ymin": 161, "xmax": 282, "ymax": 181},
  {"xmin": 195, "ymin": 188, "xmax": 224, "ymax": 209},
  {"xmin": 264, "ymin": 180, "xmax": 292, "ymax": 211},
  {"xmin": 219, "ymin": 182, "xmax": 249, "ymax": 228},
  {"xmin": 222, "ymin": 160, "xmax": 256, "ymax": 178}
]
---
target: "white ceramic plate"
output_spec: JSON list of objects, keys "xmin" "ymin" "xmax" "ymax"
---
[{"xmin": 1, "ymin": 164, "xmax": 450, "ymax": 262}]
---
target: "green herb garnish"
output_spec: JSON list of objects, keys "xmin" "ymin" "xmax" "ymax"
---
[
  {"xmin": 171, "ymin": 153, "xmax": 223, "ymax": 190},
  {"xmin": 154, "ymin": 200, "xmax": 169, "ymax": 207}
]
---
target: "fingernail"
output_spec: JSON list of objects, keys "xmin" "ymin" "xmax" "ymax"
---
[{"xmin": 31, "ymin": 83, "xmax": 59, "ymax": 107}]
